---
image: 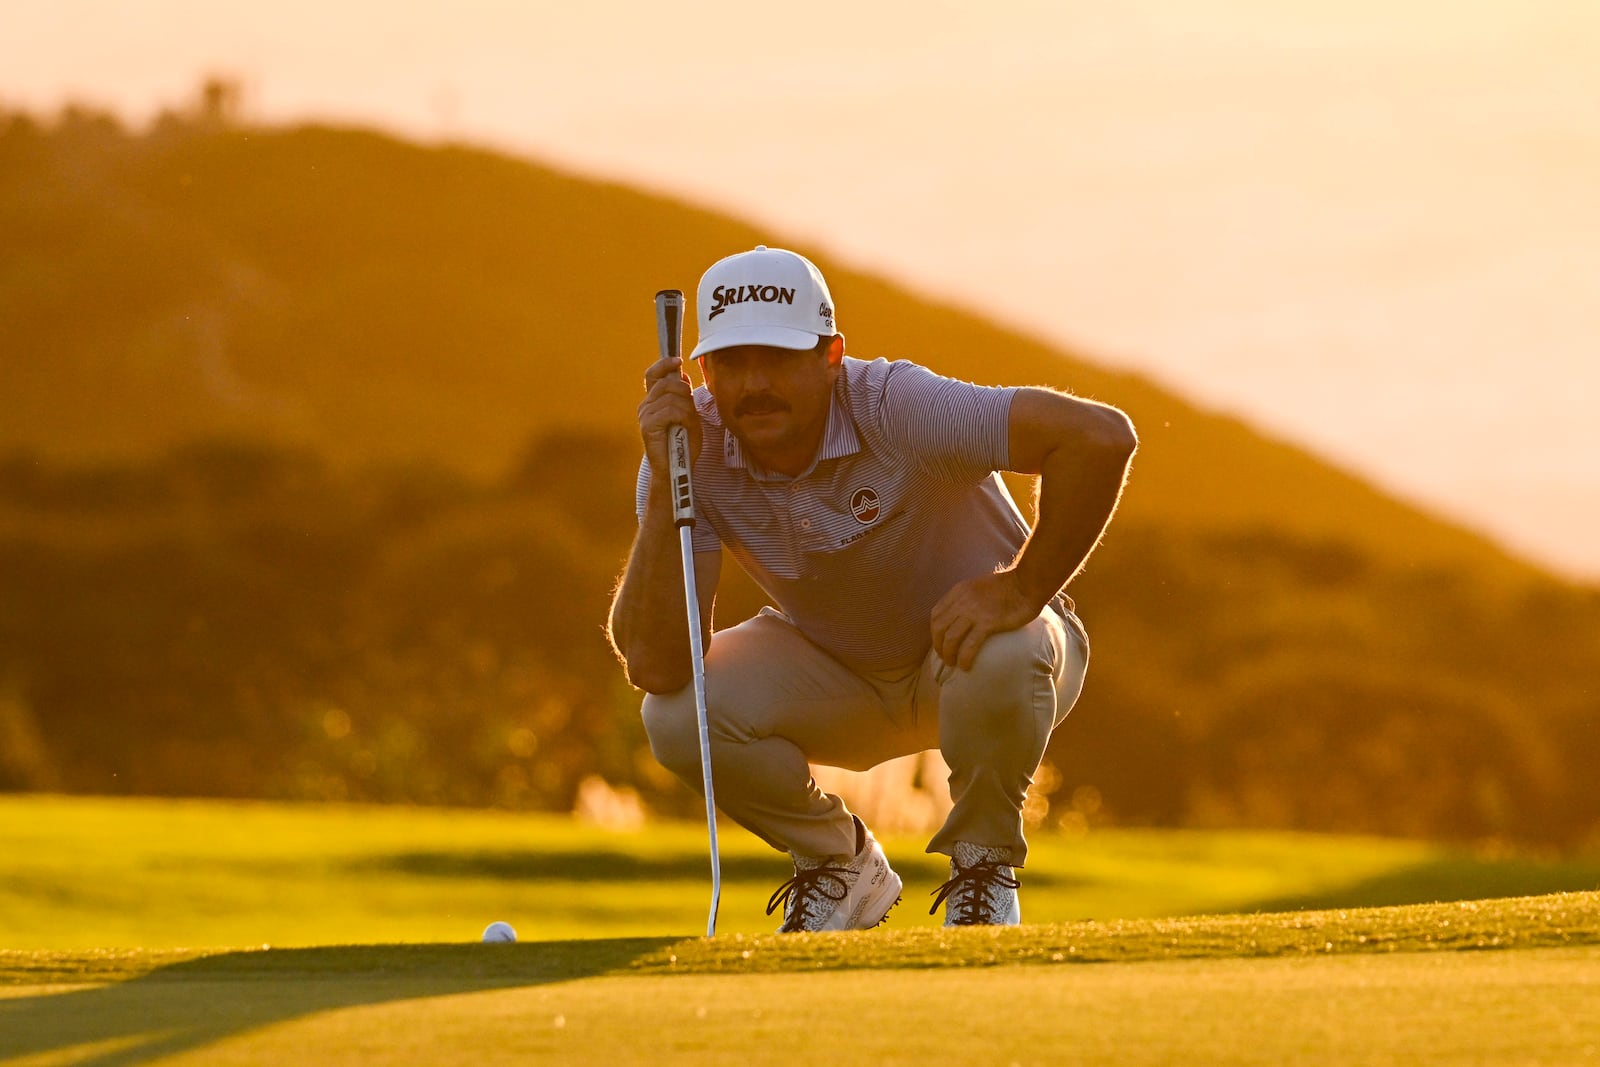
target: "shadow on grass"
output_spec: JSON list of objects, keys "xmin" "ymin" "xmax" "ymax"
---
[
  {"xmin": 0, "ymin": 937, "xmax": 679, "ymax": 1066},
  {"xmin": 348, "ymin": 849, "xmax": 1085, "ymax": 889},
  {"xmin": 1240, "ymin": 854, "xmax": 1600, "ymax": 914},
  {"xmin": 352, "ymin": 848, "xmax": 783, "ymax": 883}
]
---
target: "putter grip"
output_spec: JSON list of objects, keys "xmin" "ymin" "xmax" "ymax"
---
[
  {"xmin": 667, "ymin": 424, "xmax": 695, "ymax": 528},
  {"xmin": 654, "ymin": 289, "xmax": 694, "ymax": 528}
]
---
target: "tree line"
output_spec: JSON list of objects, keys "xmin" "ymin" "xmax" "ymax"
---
[{"xmin": 2, "ymin": 435, "xmax": 1595, "ymax": 849}]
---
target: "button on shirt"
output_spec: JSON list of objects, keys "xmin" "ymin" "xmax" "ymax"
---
[{"xmin": 636, "ymin": 356, "xmax": 1058, "ymax": 674}]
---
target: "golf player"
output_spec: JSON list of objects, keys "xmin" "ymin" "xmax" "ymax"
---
[{"xmin": 609, "ymin": 246, "xmax": 1137, "ymax": 930}]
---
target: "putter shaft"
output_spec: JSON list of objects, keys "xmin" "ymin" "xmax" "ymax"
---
[
  {"xmin": 655, "ymin": 289, "xmax": 720, "ymax": 938},
  {"xmin": 677, "ymin": 519, "xmax": 720, "ymax": 938}
]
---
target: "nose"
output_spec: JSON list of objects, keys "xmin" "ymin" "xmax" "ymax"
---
[{"xmin": 741, "ymin": 358, "xmax": 774, "ymax": 391}]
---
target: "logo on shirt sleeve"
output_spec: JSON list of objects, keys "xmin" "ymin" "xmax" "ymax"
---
[{"xmin": 850, "ymin": 487, "xmax": 881, "ymax": 524}]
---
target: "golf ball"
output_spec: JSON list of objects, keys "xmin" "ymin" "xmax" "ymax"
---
[{"xmin": 482, "ymin": 921, "xmax": 517, "ymax": 943}]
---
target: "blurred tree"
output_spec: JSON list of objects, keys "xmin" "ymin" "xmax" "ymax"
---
[
  {"xmin": 198, "ymin": 77, "xmax": 245, "ymax": 129},
  {"xmin": 2, "ymin": 97, "xmax": 1596, "ymax": 847}
]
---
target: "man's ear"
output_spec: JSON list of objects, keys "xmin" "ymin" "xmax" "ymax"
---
[{"xmin": 825, "ymin": 334, "xmax": 845, "ymax": 367}]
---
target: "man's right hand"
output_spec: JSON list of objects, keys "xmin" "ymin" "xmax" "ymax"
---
[{"xmin": 638, "ymin": 355, "xmax": 703, "ymax": 488}]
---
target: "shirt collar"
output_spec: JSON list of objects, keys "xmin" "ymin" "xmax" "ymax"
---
[{"xmin": 721, "ymin": 376, "xmax": 861, "ymax": 483}]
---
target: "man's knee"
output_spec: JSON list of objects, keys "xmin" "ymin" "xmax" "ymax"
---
[
  {"xmin": 640, "ymin": 687, "xmax": 703, "ymax": 779},
  {"xmin": 968, "ymin": 618, "xmax": 1059, "ymax": 697},
  {"xmin": 976, "ymin": 617, "xmax": 1056, "ymax": 674},
  {"xmin": 941, "ymin": 616, "xmax": 1067, "ymax": 747}
]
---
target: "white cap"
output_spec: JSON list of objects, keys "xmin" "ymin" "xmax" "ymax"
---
[{"xmin": 690, "ymin": 246, "xmax": 837, "ymax": 359}]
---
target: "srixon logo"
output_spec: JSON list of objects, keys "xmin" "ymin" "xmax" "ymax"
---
[{"xmin": 708, "ymin": 283, "xmax": 797, "ymax": 320}]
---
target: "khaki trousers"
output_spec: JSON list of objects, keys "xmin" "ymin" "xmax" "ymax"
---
[{"xmin": 640, "ymin": 605, "xmax": 1088, "ymax": 864}]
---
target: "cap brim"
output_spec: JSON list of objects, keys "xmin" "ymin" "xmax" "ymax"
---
[{"xmin": 690, "ymin": 324, "xmax": 820, "ymax": 359}]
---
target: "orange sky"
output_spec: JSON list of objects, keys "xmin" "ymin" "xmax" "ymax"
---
[{"xmin": 5, "ymin": 0, "xmax": 1598, "ymax": 581}]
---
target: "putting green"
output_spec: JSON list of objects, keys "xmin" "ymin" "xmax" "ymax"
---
[
  {"xmin": 4, "ymin": 948, "xmax": 1597, "ymax": 1066},
  {"xmin": 181, "ymin": 949, "xmax": 1600, "ymax": 1067},
  {"xmin": 4, "ymin": 798, "xmax": 1597, "ymax": 1062},
  {"xmin": 4, "ymin": 893, "xmax": 1597, "ymax": 1065}
]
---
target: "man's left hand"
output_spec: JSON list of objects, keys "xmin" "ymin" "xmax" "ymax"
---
[{"xmin": 930, "ymin": 570, "xmax": 1040, "ymax": 671}]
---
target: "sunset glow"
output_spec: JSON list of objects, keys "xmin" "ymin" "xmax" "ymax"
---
[{"xmin": 5, "ymin": 0, "xmax": 1598, "ymax": 579}]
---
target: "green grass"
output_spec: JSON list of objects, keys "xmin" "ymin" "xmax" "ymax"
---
[
  {"xmin": 2, "ymin": 796, "xmax": 1599, "ymax": 1065},
  {"xmin": 3, "ymin": 794, "xmax": 1598, "ymax": 950},
  {"xmin": 6, "ymin": 891, "xmax": 1598, "ymax": 985},
  {"xmin": 2, "ymin": 897, "xmax": 1597, "ymax": 1065}
]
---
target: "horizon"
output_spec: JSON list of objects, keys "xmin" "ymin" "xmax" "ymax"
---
[{"xmin": 5, "ymin": 0, "xmax": 1597, "ymax": 582}]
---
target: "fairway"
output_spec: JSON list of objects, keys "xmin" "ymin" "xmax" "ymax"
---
[{"xmin": 5, "ymin": 795, "xmax": 1600, "ymax": 949}]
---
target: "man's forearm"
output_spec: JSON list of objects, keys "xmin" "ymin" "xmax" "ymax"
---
[
  {"xmin": 608, "ymin": 485, "xmax": 699, "ymax": 691},
  {"xmin": 1008, "ymin": 423, "xmax": 1136, "ymax": 607}
]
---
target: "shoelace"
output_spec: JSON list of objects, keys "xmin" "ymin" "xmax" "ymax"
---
[
  {"xmin": 766, "ymin": 864, "xmax": 853, "ymax": 932},
  {"xmin": 928, "ymin": 861, "xmax": 1020, "ymax": 924}
]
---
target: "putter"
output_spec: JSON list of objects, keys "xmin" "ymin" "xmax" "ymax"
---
[{"xmin": 655, "ymin": 288, "xmax": 721, "ymax": 938}]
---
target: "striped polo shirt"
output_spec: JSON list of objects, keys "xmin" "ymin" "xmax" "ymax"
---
[{"xmin": 636, "ymin": 356, "xmax": 1062, "ymax": 674}]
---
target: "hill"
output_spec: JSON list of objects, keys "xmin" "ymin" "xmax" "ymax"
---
[
  {"xmin": 1, "ymin": 97, "xmax": 1596, "ymax": 846},
  {"xmin": 0, "ymin": 102, "xmax": 1529, "ymax": 573}
]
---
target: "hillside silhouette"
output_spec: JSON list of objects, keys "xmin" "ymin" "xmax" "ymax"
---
[{"xmin": 2, "ymin": 93, "xmax": 1596, "ymax": 847}]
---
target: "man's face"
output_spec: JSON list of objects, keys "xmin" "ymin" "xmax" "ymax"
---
[{"xmin": 700, "ymin": 342, "xmax": 839, "ymax": 467}]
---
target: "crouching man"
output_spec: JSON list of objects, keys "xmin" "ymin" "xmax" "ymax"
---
[{"xmin": 608, "ymin": 246, "xmax": 1136, "ymax": 930}]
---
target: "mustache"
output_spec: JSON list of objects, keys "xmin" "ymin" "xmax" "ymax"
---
[{"xmin": 735, "ymin": 394, "xmax": 790, "ymax": 416}]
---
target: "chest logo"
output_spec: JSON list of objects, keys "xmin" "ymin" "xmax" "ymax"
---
[{"xmin": 850, "ymin": 487, "xmax": 881, "ymax": 525}]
